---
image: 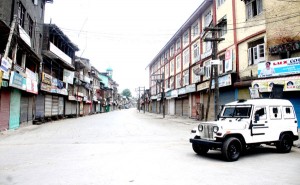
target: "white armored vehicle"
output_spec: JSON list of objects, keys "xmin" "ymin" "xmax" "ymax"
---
[{"xmin": 190, "ymin": 99, "xmax": 299, "ymax": 161}]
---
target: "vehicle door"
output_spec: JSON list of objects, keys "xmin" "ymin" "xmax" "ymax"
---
[{"xmin": 251, "ymin": 106, "xmax": 271, "ymax": 142}]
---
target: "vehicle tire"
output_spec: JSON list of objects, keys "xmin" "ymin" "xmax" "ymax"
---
[
  {"xmin": 276, "ymin": 134, "xmax": 293, "ymax": 153},
  {"xmin": 192, "ymin": 143, "xmax": 209, "ymax": 155},
  {"xmin": 222, "ymin": 137, "xmax": 242, "ymax": 162}
]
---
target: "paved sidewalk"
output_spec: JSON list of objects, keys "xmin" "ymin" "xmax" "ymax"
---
[{"xmin": 140, "ymin": 111, "xmax": 300, "ymax": 148}]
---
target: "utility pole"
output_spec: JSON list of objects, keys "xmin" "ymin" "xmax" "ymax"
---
[
  {"xmin": 203, "ymin": 25, "xmax": 224, "ymax": 121},
  {"xmin": 136, "ymin": 86, "xmax": 145, "ymax": 113},
  {"xmin": 4, "ymin": 15, "xmax": 17, "ymax": 59}
]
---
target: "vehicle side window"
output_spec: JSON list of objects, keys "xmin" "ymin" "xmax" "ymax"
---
[
  {"xmin": 254, "ymin": 107, "xmax": 267, "ymax": 120},
  {"xmin": 283, "ymin": 106, "xmax": 295, "ymax": 119},
  {"xmin": 269, "ymin": 106, "xmax": 282, "ymax": 120}
]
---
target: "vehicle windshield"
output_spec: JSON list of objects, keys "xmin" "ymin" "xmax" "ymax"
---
[{"xmin": 221, "ymin": 105, "xmax": 252, "ymax": 118}]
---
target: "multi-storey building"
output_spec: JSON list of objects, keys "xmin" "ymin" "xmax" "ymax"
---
[
  {"xmin": 147, "ymin": 0, "xmax": 300, "ymax": 127},
  {"xmin": 0, "ymin": 0, "xmax": 53, "ymax": 130},
  {"xmin": 37, "ymin": 23, "xmax": 78, "ymax": 121}
]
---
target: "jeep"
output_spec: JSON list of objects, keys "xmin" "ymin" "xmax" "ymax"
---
[{"xmin": 190, "ymin": 99, "xmax": 299, "ymax": 161}]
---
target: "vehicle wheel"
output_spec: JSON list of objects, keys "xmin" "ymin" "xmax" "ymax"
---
[
  {"xmin": 192, "ymin": 143, "xmax": 209, "ymax": 155},
  {"xmin": 276, "ymin": 134, "xmax": 293, "ymax": 153},
  {"xmin": 222, "ymin": 137, "xmax": 242, "ymax": 162}
]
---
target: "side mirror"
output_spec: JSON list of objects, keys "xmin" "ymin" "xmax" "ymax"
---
[{"xmin": 255, "ymin": 114, "xmax": 260, "ymax": 122}]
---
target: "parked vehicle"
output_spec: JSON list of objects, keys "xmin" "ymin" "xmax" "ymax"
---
[{"xmin": 190, "ymin": 99, "xmax": 299, "ymax": 161}]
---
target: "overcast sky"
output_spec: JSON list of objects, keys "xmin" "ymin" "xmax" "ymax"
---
[{"xmin": 45, "ymin": 0, "xmax": 203, "ymax": 96}]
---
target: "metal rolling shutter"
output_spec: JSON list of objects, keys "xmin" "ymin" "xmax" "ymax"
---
[
  {"xmin": 28, "ymin": 96, "xmax": 33, "ymax": 121},
  {"xmin": 283, "ymin": 92, "xmax": 300, "ymax": 128},
  {"xmin": 175, "ymin": 99, "xmax": 182, "ymax": 116},
  {"xmin": 164, "ymin": 101, "xmax": 168, "ymax": 115},
  {"xmin": 52, "ymin": 96, "xmax": 59, "ymax": 116},
  {"xmin": 58, "ymin": 97, "xmax": 64, "ymax": 115},
  {"xmin": 152, "ymin": 101, "xmax": 156, "ymax": 113},
  {"xmin": 0, "ymin": 89, "xmax": 10, "ymax": 131},
  {"xmin": 45, "ymin": 95, "xmax": 52, "ymax": 117},
  {"xmin": 182, "ymin": 98, "xmax": 189, "ymax": 117},
  {"xmin": 71, "ymin": 102, "xmax": 77, "ymax": 115},
  {"xmin": 65, "ymin": 101, "xmax": 72, "ymax": 115},
  {"xmin": 36, "ymin": 94, "xmax": 45, "ymax": 119},
  {"xmin": 220, "ymin": 89, "xmax": 236, "ymax": 105},
  {"xmin": 9, "ymin": 89, "xmax": 21, "ymax": 129},
  {"xmin": 20, "ymin": 96, "xmax": 28, "ymax": 123}
]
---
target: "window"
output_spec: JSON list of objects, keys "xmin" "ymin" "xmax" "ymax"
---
[
  {"xmin": 32, "ymin": 0, "xmax": 38, "ymax": 5},
  {"xmin": 204, "ymin": 61, "xmax": 211, "ymax": 79},
  {"xmin": 176, "ymin": 38, "xmax": 181, "ymax": 53},
  {"xmin": 28, "ymin": 14, "xmax": 34, "ymax": 38},
  {"xmin": 192, "ymin": 41, "xmax": 200, "ymax": 64},
  {"xmin": 170, "ymin": 45, "xmax": 174, "ymax": 58},
  {"xmin": 217, "ymin": 0, "xmax": 226, "ymax": 7},
  {"xmin": 183, "ymin": 30, "xmax": 189, "ymax": 47},
  {"xmin": 176, "ymin": 73, "xmax": 181, "ymax": 88},
  {"xmin": 222, "ymin": 106, "xmax": 252, "ymax": 118},
  {"xmin": 183, "ymin": 70, "xmax": 189, "ymax": 86},
  {"xmin": 283, "ymin": 106, "xmax": 295, "ymax": 119},
  {"xmin": 191, "ymin": 22, "xmax": 199, "ymax": 38},
  {"xmin": 246, "ymin": 0, "xmax": 263, "ymax": 19},
  {"xmin": 165, "ymin": 63, "xmax": 169, "ymax": 79},
  {"xmin": 161, "ymin": 56, "xmax": 164, "ymax": 65},
  {"xmin": 204, "ymin": 10, "xmax": 212, "ymax": 28},
  {"xmin": 183, "ymin": 48, "xmax": 190, "ymax": 69},
  {"xmin": 248, "ymin": 38, "xmax": 265, "ymax": 65},
  {"xmin": 176, "ymin": 55, "xmax": 181, "ymax": 73},
  {"xmin": 170, "ymin": 59, "xmax": 174, "ymax": 76},
  {"xmin": 254, "ymin": 107, "xmax": 267, "ymax": 120},
  {"xmin": 165, "ymin": 51, "xmax": 169, "ymax": 60},
  {"xmin": 217, "ymin": 16, "xmax": 227, "ymax": 37},
  {"xmin": 205, "ymin": 33, "xmax": 212, "ymax": 52},
  {"xmin": 270, "ymin": 106, "xmax": 282, "ymax": 120},
  {"xmin": 219, "ymin": 54, "xmax": 225, "ymax": 75},
  {"xmin": 170, "ymin": 76, "xmax": 175, "ymax": 89},
  {"xmin": 18, "ymin": 2, "xmax": 26, "ymax": 28}
]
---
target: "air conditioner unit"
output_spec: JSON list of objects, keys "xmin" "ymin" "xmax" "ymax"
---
[{"xmin": 193, "ymin": 66, "xmax": 205, "ymax": 76}]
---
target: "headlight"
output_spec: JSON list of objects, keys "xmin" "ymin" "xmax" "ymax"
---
[
  {"xmin": 198, "ymin": 124, "xmax": 204, "ymax": 132},
  {"xmin": 212, "ymin": 126, "xmax": 219, "ymax": 133}
]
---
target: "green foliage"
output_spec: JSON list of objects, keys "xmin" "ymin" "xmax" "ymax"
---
[{"xmin": 122, "ymin": 89, "xmax": 132, "ymax": 98}]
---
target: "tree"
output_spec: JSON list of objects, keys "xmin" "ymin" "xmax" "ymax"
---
[{"xmin": 121, "ymin": 89, "xmax": 132, "ymax": 98}]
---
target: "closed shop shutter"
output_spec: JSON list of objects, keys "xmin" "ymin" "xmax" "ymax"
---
[
  {"xmin": 20, "ymin": 96, "xmax": 28, "ymax": 123},
  {"xmin": 157, "ymin": 101, "xmax": 160, "ymax": 114},
  {"xmin": 169, "ymin": 99, "xmax": 175, "ymax": 115},
  {"xmin": 52, "ymin": 96, "xmax": 59, "ymax": 116},
  {"xmin": 152, "ymin": 101, "xmax": 156, "ymax": 113},
  {"xmin": 182, "ymin": 98, "xmax": 189, "ymax": 117},
  {"xmin": 175, "ymin": 99, "xmax": 182, "ymax": 116},
  {"xmin": 9, "ymin": 89, "xmax": 21, "ymax": 129},
  {"xmin": 72, "ymin": 102, "xmax": 77, "ymax": 115},
  {"xmin": 58, "ymin": 97, "xmax": 64, "ymax": 115},
  {"xmin": 65, "ymin": 101, "xmax": 72, "ymax": 115},
  {"xmin": 84, "ymin": 104, "xmax": 90, "ymax": 115},
  {"xmin": 0, "ymin": 89, "xmax": 10, "ymax": 131},
  {"xmin": 96, "ymin": 103, "xmax": 100, "ymax": 113},
  {"xmin": 80, "ymin": 102, "xmax": 84, "ymax": 115},
  {"xmin": 220, "ymin": 89, "xmax": 236, "ymax": 105},
  {"xmin": 36, "ymin": 94, "xmax": 45, "ymax": 119},
  {"xmin": 28, "ymin": 96, "xmax": 33, "ymax": 121},
  {"xmin": 45, "ymin": 95, "xmax": 52, "ymax": 117},
  {"xmin": 283, "ymin": 91, "xmax": 300, "ymax": 128}
]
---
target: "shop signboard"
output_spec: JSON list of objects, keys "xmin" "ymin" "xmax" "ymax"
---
[
  {"xmin": 26, "ymin": 68, "xmax": 38, "ymax": 94},
  {"xmin": 178, "ymin": 87, "xmax": 186, "ymax": 95},
  {"xmin": 63, "ymin": 69, "xmax": 74, "ymax": 84},
  {"xmin": 225, "ymin": 49, "xmax": 233, "ymax": 72},
  {"xmin": 252, "ymin": 76, "xmax": 300, "ymax": 92},
  {"xmin": 42, "ymin": 72, "xmax": 52, "ymax": 85},
  {"xmin": 9, "ymin": 71, "xmax": 26, "ymax": 90},
  {"xmin": 0, "ymin": 58, "xmax": 12, "ymax": 80},
  {"xmin": 258, "ymin": 57, "xmax": 300, "ymax": 78},
  {"xmin": 186, "ymin": 84, "xmax": 196, "ymax": 93}
]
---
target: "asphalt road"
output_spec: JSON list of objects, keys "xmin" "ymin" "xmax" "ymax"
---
[{"xmin": 0, "ymin": 108, "xmax": 300, "ymax": 185}]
